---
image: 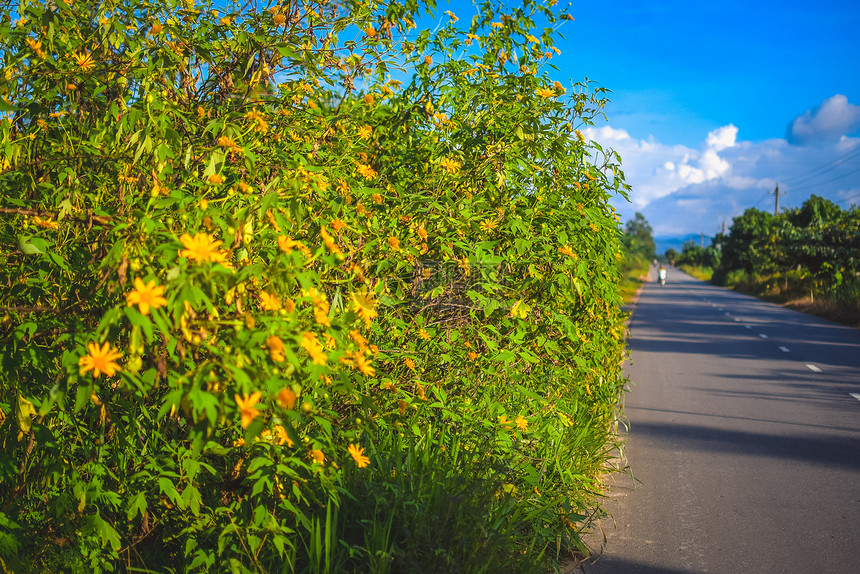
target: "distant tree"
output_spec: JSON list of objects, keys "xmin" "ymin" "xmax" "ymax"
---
[
  {"xmin": 623, "ymin": 212, "xmax": 656, "ymax": 261},
  {"xmin": 664, "ymin": 248, "xmax": 678, "ymax": 264}
]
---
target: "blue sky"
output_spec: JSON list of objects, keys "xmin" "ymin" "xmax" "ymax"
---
[{"xmin": 442, "ymin": 1, "xmax": 860, "ymax": 238}]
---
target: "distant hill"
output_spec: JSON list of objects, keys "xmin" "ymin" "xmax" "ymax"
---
[{"xmin": 655, "ymin": 234, "xmax": 712, "ymax": 256}]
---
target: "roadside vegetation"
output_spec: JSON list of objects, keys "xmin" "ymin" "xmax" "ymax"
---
[
  {"xmin": 0, "ymin": 0, "xmax": 632, "ymax": 572},
  {"xmin": 670, "ymin": 196, "xmax": 860, "ymax": 327},
  {"xmin": 619, "ymin": 212, "xmax": 654, "ymax": 303}
]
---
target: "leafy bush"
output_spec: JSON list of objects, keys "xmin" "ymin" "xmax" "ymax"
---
[{"xmin": 0, "ymin": 0, "xmax": 629, "ymax": 571}]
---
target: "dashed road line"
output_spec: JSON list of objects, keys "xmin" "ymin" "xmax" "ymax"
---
[
  {"xmin": 806, "ymin": 364, "xmax": 822, "ymax": 373},
  {"xmin": 745, "ymin": 325, "xmax": 752, "ymax": 330},
  {"xmin": 850, "ymin": 393, "xmax": 860, "ymax": 403},
  {"xmin": 758, "ymin": 333, "xmax": 768, "ymax": 339},
  {"xmin": 779, "ymin": 346, "xmax": 790, "ymax": 353}
]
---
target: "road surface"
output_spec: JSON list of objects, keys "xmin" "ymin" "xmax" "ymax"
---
[{"xmin": 579, "ymin": 269, "xmax": 860, "ymax": 573}]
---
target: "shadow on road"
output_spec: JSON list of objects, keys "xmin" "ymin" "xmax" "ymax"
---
[
  {"xmin": 576, "ymin": 556, "xmax": 701, "ymax": 574},
  {"xmin": 626, "ymin": 420, "xmax": 860, "ymax": 471}
]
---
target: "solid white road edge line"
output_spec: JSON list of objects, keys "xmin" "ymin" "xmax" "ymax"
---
[{"xmin": 806, "ymin": 364, "xmax": 822, "ymax": 373}]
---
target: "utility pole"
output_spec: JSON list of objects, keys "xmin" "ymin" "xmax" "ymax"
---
[{"xmin": 772, "ymin": 184, "xmax": 784, "ymax": 215}]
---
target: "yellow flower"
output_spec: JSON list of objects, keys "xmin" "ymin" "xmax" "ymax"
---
[
  {"xmin": 320, "ymin": 226, "xmax": 344, "ymax": 260},
  {"xmin": 357, "ymin": 125, "xmax": 372, "ymax": 140},
  {"xmin": 151, "ymin": 22, "xmax": 164, "ymax": 35},
  {"xmin": 310, "ymin": 449, "xmax": 325, "ymax": 464},
  {"xmin": 515, "ymin": 415, "xmax": 529, "ymax": 431},
  {"xmin": 301, "ymin": 332, "xmax": 327, "ymax": 365},
  {"xmin": 498, "ymin": 415, "xmax": 512, "ymax": 427},
  {"xmin": 273, "ymin": 13, "xmax": 286, "ymax": 25},
  {"xmin": 418, "ymin": 329, "xmax": 430, "ymax": 340},
  {"xmin": 273, "ymin": 425, "xmax": 293, "ymax": 447},
  {"xmin": 278, "ymin": 236, "xmax": 304, "ymax": 255},
  {"xmin": 351, "ymin": 291, "xmax": 379, "ymax": 328},
  {"xmin": 244, "ymin": 109, "xmax": 269, "ymax": 133},
  {"xmin": 266, "ymin": 335, "xmax": 285, "ymax": 362},
  {"xmin": 208, "ymin": 173, "xmax": 224, "ymax": 184},
  {"xmin": 276, "ymin": 388, "xmax": 297, "ymax": 409},
  {"xmin": 416, "ymin": 227, "xmax": 428, "ymax": 240},
  {"xmin": 364, "ymin": 26, "xmax": 377, "ymax": 38},
  {"xmin": 348, "ymin": 444, "xmax": 370, "ymax": 468},
  {"xmin": 179, "ymin": 233, "xmax": 225, "ymax": 263},
  {"xmin": 32, "ymin": 216, "xmax": 59, "ymax": 229},
  {"xmin": 356, "ymin": 163, "xmax": 377, "ymax": 179},
  {"xmin": 363, "ymin": 93, "xmax": 374, "ymax": 105},
  {"xmin": 350, "ymin": 330, "xmax": 369, "ymax": 351},
  {"xmin": 467, "ymin": 351, "xmax": 480, "ymax": 361},
  {"xmin": 125, "ymin": 277, "xmax": 167, "ymax": 315},
  {"xmin": 439, "ymin": 157, "xmax": 461, "ymax": 174},
  {"xmin": 404, "ymin": 357, "xmax": 415, "ymax": 371},
  {"xmin": 535, "ymin": 87, "xmax": 555, "ymax": 99},
  {"xmin": 235, "ymin": 392, "xmax": 261, "ymax": 428},
  {"xmin": 445, "ymin": 10, "xmax": 458, "ymax": 22},
  {"xmin": 559, "ymin": 245, "xmax": 575, "ymax": 257},
  {"xmin": 217, "ymin": 135, "xmax": 242, "ymax": 153},
  {"xmin": 73, "ymin": 52, "xmax": 96, "ymax": 71},
  {"xmin": 331, "ymin": 219, "xmax": 347, "ymax": 233},
  {"xmin": 387, "ymin": 236, "xmax": 400, "ymax": 250},
  {"xmin": 479, "ymin": 219, "xmax": 497, "ymax": 232},
  {"xmin": 354, "ymin": 354, "xmax": 375, "ymax": 376},
  {"xmin": 78, "ymin": 341, "xmax": 122, "ymax": 378},
  {"xmin": 371, "ymin": 193, "xmax": 383, "ymax": 204},
  {"xmin": 424, "ymin": 55, "xmax": 432, "ymax": 66},
  {"xmin": 260, "ymin": 291, "xmax": 282, "ymax": 311}
]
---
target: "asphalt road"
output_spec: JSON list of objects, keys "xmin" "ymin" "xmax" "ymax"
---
[{"xmin": 578, "ymin": 269, "xmax": 860, "ymax": 574}]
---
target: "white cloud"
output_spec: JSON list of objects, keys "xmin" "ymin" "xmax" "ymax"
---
[
  {"xmin": 590, "ymin": 98, "xmax": 860, "ymax": 238},
  {"xmin": 787, "ymin": 94, "xmax": 860, "ymax": 145},
  {"xmin": 706, "ymin": 124, "xmax": 738, "ymax": 151}
]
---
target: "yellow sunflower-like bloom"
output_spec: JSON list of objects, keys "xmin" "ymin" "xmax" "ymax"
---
[
  {"xmin": 439, "ymin": 157, "xmax": 461, "ymax": 174},
  {"xmin": 276, "ymin": 388, "xmax": 297, "ymax": 409},
  {"xmin": 266, "ymin": 335, "xmax": 285, "ymax": 362},
  {"xmin": 301, "ymin": 332, "xmax": 327, "ymax": 365},
  {"xmin": 260, "ymin": 291, "xmax": 282, "ymax": 311},
  {"xmin": 354, "ymin": 354, "xmax": 375, "ymax": 376},
  {"xmin": 535, "ymin": 87, "xmax": 555, "ymax": 99},
  {"xmin": 356, "ymin": 163, "xmax": 377, "ymax": 179},
  {"xmin": 348, "ymin": 444, "xmax": 370, "ymax": 468},
  {"xmin": 73, "ymin": 51, "xmax": 96, "ymax": 71},
  {"xmin": 235, "ymin": 391, "xmax": 261, "ymax": 428},
  {"xmin": 125, "ymin": 277, "xmax": 168, "ymax": 315},
  {"xmin": 78, "ymin": 341, "xmax": 122, "ymax": 378},
  {"xmin": 351, "ymin": 291, "xmax": 379, "ymax": 328},
  {"xmin": 357, "ymin": 125, "xmax": 372, "ymax": 140},
  {"xmin": 310, "ymin": 449, "xmax": 325, "ymax": 464},
  {"xmin": 179, "ymin": 233, "xmax": 225, "ymax": 263},
  {"xmin": 515, "ymin": 415, "xmax": 529, "ymax": 431},
  {"xmin": 559, "ymin": 245, "xmax": 575, "ymax": 257}
]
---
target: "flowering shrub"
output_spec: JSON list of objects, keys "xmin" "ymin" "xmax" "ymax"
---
[{"xmin": 0, "ymin": 0, "xmax": 629, "ymax": 571}]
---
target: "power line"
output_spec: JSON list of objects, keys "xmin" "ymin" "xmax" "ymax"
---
[
  {"xmin": 788, "ymin": 164, "xmax": 860, "ymax": 195},
  {"xmin": 781, "ymin": 145, "xmax": 860, "ymax": 188}
]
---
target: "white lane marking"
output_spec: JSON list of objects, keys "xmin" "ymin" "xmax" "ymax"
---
[
  {"xmin": 779, "ymin": 346, "xmax": 790, "ymax": 353},
  {"xmin": 711, "ymin": 303, "xmax": 717, "ymax": 307},
  {"xmin": 733, "ymin": 318, "xmax": 741, "ymax": 322},
  {"xmin": 745, "ymin": 325, "xmax": 752, "ymax": 330},
  {"xmin": 806, "ymin": 364, "xmax": 822, "ymax": 373},
  {"xmin": 758, "ymin": 333, "xmax": 768, "ymax": 339},
  {"xmin": 725, "ymin": 312, "xmax": 731, "ymax": 316},
  {"xmin": 850, "ymin": 393, "xmax": 860, "ymax": 403}
]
